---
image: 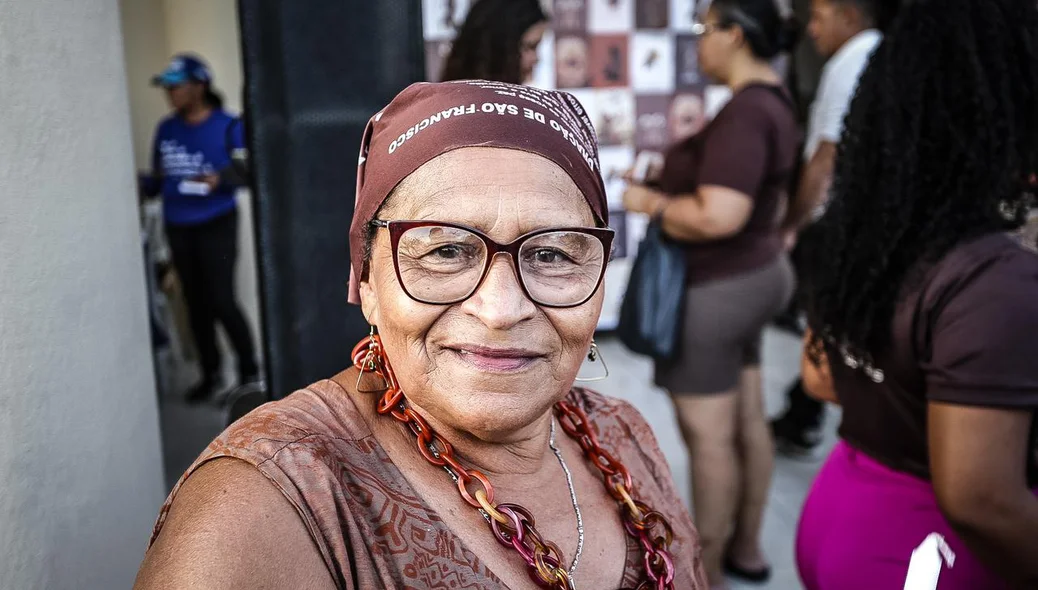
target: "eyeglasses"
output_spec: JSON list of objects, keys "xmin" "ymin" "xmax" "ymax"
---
[
  {"xmin": 691, "ymin": 22, "xmax": 717, "ymax": 36},
  {"xmin": 370, "ymin": 220, "xmax": 615, "ymax": 308}
]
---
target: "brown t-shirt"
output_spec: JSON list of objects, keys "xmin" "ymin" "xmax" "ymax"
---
[
  {"xmin": 150, "ymin": 380, "xmax": 707, "ymax": 589},
  {"xmin": 834, "ymin": 233, "xmax": 1038, "ymax": 484},
  {"xmin": 657, "ymin": 84, "xmax": 800, "ymax": 284}
]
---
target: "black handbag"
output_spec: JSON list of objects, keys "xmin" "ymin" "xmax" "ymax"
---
[{"xmin": 616, "ymin": 219, "xmax": 686, "ymax": 360}]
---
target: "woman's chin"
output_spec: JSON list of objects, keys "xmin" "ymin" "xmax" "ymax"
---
[{"xmin": 424, "ymin": 383, "xmax": 561, "ymax": 440}]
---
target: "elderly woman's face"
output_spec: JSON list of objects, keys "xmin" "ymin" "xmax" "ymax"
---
[{"xmin": 360, "ymin": 148, "xmax": 603, "ymax": 441}]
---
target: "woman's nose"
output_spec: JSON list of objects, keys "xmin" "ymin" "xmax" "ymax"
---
[{"xmin": 460, "ymin": 255, "xmax": 537, "ymax": 329}]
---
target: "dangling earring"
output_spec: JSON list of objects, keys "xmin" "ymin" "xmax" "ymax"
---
[
  {"xmin": 575, "ymin": 340, "xmax": 610, "ymax": 382},
  {"xmin": 355, "ymin": 326, "xmax": 390, "ymax": 393},
  {"xmin": 998, "ymin": 200, "xmax": 1020, "ymax": 222}
]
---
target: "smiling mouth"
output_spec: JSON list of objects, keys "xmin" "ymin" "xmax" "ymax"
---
[{"xmin": 446, "ymin": 345, "xmax": 546, "ymax": 373}]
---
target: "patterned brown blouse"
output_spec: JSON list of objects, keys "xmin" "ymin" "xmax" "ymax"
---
[{"xmin": 150, "ymin": 379, "xmax": 706, "ymax": 589}]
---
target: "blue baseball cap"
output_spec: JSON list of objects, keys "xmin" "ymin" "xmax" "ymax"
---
[{"xmin": 151, "ymin": 54, "xmax": 212, "ymax": 87}]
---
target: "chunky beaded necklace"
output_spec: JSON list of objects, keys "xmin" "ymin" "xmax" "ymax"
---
[{"xmin": 352, "ymin": 334, "xmax": 676, "ymax": 589}]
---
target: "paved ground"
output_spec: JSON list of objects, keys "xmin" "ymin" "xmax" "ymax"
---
[{"xmin": 159, "ymin": 328, "xmax": 838, "ymax": 589}]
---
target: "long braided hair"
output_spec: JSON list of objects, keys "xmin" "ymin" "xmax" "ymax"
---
[{"xmin": 801, "ymin": 0, "xmax": 1038, "ymax": 362}]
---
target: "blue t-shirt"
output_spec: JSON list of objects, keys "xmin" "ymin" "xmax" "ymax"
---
[{"xmin": 151, "ymin": 110, "xmax": 244, "ymax": 226}]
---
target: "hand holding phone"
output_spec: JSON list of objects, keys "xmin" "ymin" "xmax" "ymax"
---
[{"xmin": 630, "ymin": 151, "xmax": 664, "ymax": 184}]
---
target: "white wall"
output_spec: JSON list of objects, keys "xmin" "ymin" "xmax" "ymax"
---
[
  {"xmin": 120, "ymin": 0, "xmax": 170, "ymax": 169},
  {"xmin": 0, "ymin": 0, "xmax": 166, "ymax": 588}
]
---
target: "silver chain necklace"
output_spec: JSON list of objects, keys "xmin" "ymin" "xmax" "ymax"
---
[
  {"xmin": 550, "ymin": 417, "xmax": 586, "ymax": 579},
  {"xmin": 433, "ymin": 417, "xmax": 585, "ymax": 583}
]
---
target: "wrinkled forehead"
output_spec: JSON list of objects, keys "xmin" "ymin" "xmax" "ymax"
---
[{"xmin": 385, "ymin": 147, "xmax": 595, "ymax": 230}]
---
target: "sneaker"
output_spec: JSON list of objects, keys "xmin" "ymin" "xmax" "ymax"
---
[
  {"xmin": 771, "ymin": 416, "xmax": 823, "ymax": 458},
  {"xmin": 771, "ymin": 310, "xmax": 805, "ymax": 336},
  {"xmin": 771, "ymin": 379, "xmax": 825, "ymax": 457}
]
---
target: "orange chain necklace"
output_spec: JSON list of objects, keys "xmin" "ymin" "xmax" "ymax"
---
[{"xmin": 352, "ymin": 334, "xmax": 676, "ymax": 590}]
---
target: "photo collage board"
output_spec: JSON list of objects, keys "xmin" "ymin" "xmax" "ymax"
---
[{"xmin": 423, "ymin": 0, "xmax": 734, "ymax": 329}]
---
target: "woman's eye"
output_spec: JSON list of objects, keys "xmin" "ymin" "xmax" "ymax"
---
[
  {"xmin": 424, "ymin": 243, "xmax": 478, "ymax": 262},
  {"xmin": 531, "ymin": 248, "xmax": 573, "ymax": 265},
  {"xmin": 431, "ymin": 245, "xmax": 463, "ymax": 259}
]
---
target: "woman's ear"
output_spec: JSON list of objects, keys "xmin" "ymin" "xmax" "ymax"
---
[
  {"xmin": 731, "ymin": 24, "xmax": 748, "ymax": 50},
  {"xmin": 360, "ymin": 280, "xmax": 380, "ymax": 327}
]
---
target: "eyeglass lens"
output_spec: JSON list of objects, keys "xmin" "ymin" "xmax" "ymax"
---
[{"xmin": 395, "ymin": 225, "xmax": 606, "ymax": 306}]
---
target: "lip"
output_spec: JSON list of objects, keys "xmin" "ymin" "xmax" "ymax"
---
[{"xmin": 446, "ymin": 344, "xmax": 547, "ymax": 373}]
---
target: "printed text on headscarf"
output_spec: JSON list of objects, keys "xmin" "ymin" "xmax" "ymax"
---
[{"xmin": 387, "ymin": 103, "xmax": 598, "ymax": 171}]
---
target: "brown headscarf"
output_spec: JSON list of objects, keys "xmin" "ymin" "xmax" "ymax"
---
[{"xmin": 347, "ymin": 80, "xmax": 608, "ymax": 304}]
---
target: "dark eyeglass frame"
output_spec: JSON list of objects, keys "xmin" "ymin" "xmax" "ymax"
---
[{"xmin": 370, "ymin": 219, "xmax": 615, "ymax": 308}]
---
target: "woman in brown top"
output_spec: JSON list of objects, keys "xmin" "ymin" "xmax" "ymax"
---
[
  {"xmin": 134, "ymin": 81, "xmax": 707, "ymax": 589},
  {"xmin": 622, "ymin": 1, "xmax": 798, "ymax": 587},
  {"xmin": 796, "ymin": 1, "xmax": 1038, "ymax": 588}
]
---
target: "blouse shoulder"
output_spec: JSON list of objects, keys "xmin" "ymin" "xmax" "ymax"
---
[
  {"xmin": 574, "ymin": 388, "xmax": 671, "ymax": 469},
  {"xmin": 206, "ymin": 379, "xmax": 371, "ymax": 459},
  {"xmin": 916, "ymin": 232, "xmax": 1038, "ymax": 317},
  {"xmin": 571, "ymin": 388, "xmax": 708, "ymax": 588},
  {"xmin": 576, "ymin": 388, "xmax": 654, "ymax": 432}
]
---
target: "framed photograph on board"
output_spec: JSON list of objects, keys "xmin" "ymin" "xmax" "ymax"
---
[
  {"xmin": 631, "ymin": 32, "xmax": 676, "ymax": 94},
  {"xmin": 636, "ymin": 0, "xmax": 669, "ymax": 29},
  {"xmin": 589, "ymin": 34, "xmax": 630, "ymax": 88},
  {"xmin": 588, "ymin": 0, "xmax": 635, "ymax": 34},
  {"xmin": 556, "ymin": 35, "xmax": 592, "ymax": 88}
]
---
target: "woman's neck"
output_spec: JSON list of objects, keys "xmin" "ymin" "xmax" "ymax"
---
[
  {"xmin": 354, "ymin": 368, "xmax": 561, "ymax": 485},
  {"xmin": 411, "ymin": 398, "xmax": 558, "ymax": 482},
  {"xmin": 725, "ymin": 57, "xmax": 781, "ymax": 94},
  {"xmin": 181, "ymin": 104, "xmax": 214, "ymax": 126}
]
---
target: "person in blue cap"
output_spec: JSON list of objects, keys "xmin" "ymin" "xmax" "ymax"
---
[{"xmin": 141, "ymin": 53, "xmax": 259, "ymax": 403}]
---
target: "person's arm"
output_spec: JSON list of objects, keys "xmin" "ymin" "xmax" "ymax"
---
[
  {"xmin": 922, "ymin": 261, "xmax": 1038, "ymax": 586},
  {"xmin": 929, "ymin": 404, "xmax": 1038, "ymax": 588},
  {"xmin": 194, "ymin": 118, "xmax": 250, "ymax": 194},
  {"xmin": 622, "ymin": 109, "xmax": 767, "ymax": 241},
  {"xmin": 622, "ymin": 184, "xmax": 753, "ymax": 242},
  {"xmin": 800, "ymin": 329, "xmax": 838, "ymax": 404},
  {"xmin": 140, "ymin": 126, "xmax": 164, "ymax": 198},
  {"xmin": 133, "ymin": 458, "xmax": 338, "ymax": 590},
  {"xmin": 783, "ymin": 141, "xmax": 836, "ymax": 231},
  {"xmin": 217, "ymin": 117, "xmax": 249, "ymax": 190},
  {"xmin": 783, "ymin": 49, "xmax": 870, "ymax": 231}
]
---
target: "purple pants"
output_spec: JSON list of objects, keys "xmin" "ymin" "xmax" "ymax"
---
[{"xmin": 796, "ymin": 441, "xmax": 1015, "ymax": 590}]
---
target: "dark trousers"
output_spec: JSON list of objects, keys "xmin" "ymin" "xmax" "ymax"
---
[
  {"xmin": 166, "ymin": 210, "xmax": 259, "ymax": 382},
  {"xmin": 784, "ymin": 227, "xmax": 825, "ymax": 428}
]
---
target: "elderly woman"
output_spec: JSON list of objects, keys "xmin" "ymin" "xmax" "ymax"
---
[{"xmin": 134, "ymin": 80, "xmax": 707, "ymax": 590}]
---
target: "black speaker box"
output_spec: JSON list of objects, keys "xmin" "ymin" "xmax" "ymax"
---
[{"xmin": 238, "ymin": 0, "xmax": 425, "ymax": 396}]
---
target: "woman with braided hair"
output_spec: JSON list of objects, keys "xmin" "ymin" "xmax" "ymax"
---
[{"xmin": 795, "ymin": 1, "xmax": 1038, "ymax": 588}]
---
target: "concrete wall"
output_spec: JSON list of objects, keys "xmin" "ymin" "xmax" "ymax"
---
[
  {"xmin": 0, "ymin": 0, "xmax": 166, "ymax": 588},
  {"xmin": 120, "ymin": 0, "xmax": 170, "ymax": 169}
]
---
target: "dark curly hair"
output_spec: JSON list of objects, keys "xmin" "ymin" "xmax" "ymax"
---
[
  {"xmin": 440, "ymin": 0, "xmax": 547, "ymax": 84},
  {"xmin": 801, "ymin": 0, "xmax": 1038, "ymax": 362}
]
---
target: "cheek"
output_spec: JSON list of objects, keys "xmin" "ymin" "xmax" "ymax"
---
[
  {"xmin": 697, "ymin": 43, "xmax": 712, "ymax": 68},
  {"xmin": 545, "ymin": 291, "xmax": 603, "ymax": 364},
  {"xmin": 368, "ymin": 259, "xmax": 442, "ymax": 366}
]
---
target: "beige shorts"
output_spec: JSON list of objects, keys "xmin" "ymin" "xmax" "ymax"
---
[{"xmin": 654, "ymin": 255, "xmax": 795, "ymax": 395}]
